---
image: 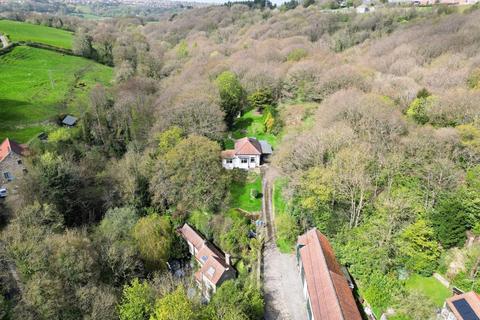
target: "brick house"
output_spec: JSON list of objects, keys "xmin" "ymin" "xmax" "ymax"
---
[
  {"xmin": 0, "ymin": 138, "xmax": 28, "ymax": 185},
  {"xmin": 296, "ymin": 228, "xmax": 362, "ymax": 320},
  {"xmin": 178, "ymin": 223, "xmax": 236, "ymax": 300}
]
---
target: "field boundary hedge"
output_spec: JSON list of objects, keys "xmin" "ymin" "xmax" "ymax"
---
[
  {"xmin": 19, "ymin": 41, "xmax": 76, "ymax": 55},
  {"xmin": 1, "ymin": 41, "xmax": 110, "ymax": 66}
]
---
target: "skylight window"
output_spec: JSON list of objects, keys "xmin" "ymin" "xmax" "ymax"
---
[
  {"xmin": 201, "ymin": 256, "xmax": 208, "ymax": 262},
  {"xmin": 207, "ymin": 267, "xmax": 215, "ymax": 276}
]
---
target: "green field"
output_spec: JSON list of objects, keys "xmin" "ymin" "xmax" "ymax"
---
[
  {"xmin": 405, "ymin": 274, "xmax": 451, "ymax": 307},
  {"xmin": 0, "ymin": 46, "xmax": 112, "ymax": 142},
  {"xmin": 0, "ymin": 19, "xmax": 73, "ymax": 49}
]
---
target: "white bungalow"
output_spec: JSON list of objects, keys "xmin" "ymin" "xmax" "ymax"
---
[{"xmin": 221, "ymin": 137, "xmax": 272, "ymax": 170}]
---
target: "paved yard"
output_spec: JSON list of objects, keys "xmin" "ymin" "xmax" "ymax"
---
[{"xmin": 263, "ymin": 242, "xmax": 307, "ymax": 320}]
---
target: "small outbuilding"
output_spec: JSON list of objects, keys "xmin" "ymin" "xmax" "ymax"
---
[{"xmin": 62, "ymin": 115, "xmax": 78, "ymax": 127}]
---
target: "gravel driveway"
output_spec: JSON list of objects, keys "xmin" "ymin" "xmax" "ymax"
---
[
  {"xmin": 262, "ymin": 165, "xmax": 307, "ymax": 320},
  {"xmin": 263, "ymin": 242, "xmax": 307, "ymax": 320}
]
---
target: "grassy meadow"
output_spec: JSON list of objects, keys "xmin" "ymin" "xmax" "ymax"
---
[
  {"xmin": 0, "ymin": 19, "xmax": 73, "ymax": 49},
  {"xmin": 0, "ymin": 46, "xmax": 112, "ymax": 142}
]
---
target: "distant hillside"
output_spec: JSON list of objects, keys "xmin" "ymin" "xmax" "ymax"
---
[
  {"xmin": 0, "ymin": 19, "xmax": 73, "ymax": 49},
  {"xmin": 0, "ymin": 46, "xmax": 112, "ymax": 142}
]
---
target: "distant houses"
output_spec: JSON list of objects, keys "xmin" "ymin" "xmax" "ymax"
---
[
  {"xmin": 178, "ymin": 224, "xmax": 236, "ymax": 300},
  {"xmin": 0, "ymin": 138, "xmax": 28, "ymax": 185},
  {"xmin": 440, "ymin": 291, "xmax": 480, "ymax": 320},
  {"xmin": 296, "ymin": 229, "xmax": 362, "ymax": 320},
  {"xmin": 221, "ymin": 137, "xmax": 272, "ymax": 170},
  {"xmin": 388, "ymin": 0, "xmax": 478, "ymax": 4}
]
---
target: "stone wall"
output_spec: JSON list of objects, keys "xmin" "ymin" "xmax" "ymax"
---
[{"xmin": 0, "ymin": 152, "xmax": 25, "ymax": 186}]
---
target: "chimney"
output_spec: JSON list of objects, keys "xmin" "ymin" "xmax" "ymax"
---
[{"xmin": 225, "ymin": 253, "xmax": 231, "ymax": 266}]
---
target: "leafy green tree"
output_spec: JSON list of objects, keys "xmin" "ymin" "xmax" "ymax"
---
[
  {"xmin": 397, "ymin": 219, "xmax": 441, "ymax": 275},
  {"xmin": 157, "ymin": 127, "xmax": 184, "ymax": 155},
  {"xmin": 209, "ymin": 280, "xmax": 264, "ymax": 320},
  {"xmin": 215, "ymin": 71, "xmax": 246, "ymax": 128},
  {"xmin": 362, "ymin": 272, "xmax": 402, "ymax": 315},
  {"xmin": 394, "ymin": 290, "xmax": 437, "ymax": 320},
  {"xmin": 23, "ymin": 272, "xmax": 79, "ymax": 320},
  {"xmin": 247, "ymin": 88, "xmax": 274, "ymax": 111},
  {"xmin": 23, "ymin": 152, "xmax": 83, "ymax": 226},
  {"xmin": 47, "ymin": 230, "xmax": 99, "ymax": 286},
  {"xmin": 431, "ymin": 194, "xmax": 469, "ymax": 248},
  {"xmin": 150, "ymin": 286, "xmax": 196, "ymax": 320},
  {"xmin": 150, "ymin": 135, "xmax": 229, "ymax": 212},
  {"xmin": 264, "ymin": 110, "xmax": 275, "ymax": 133},
  {"xmin": 96, "ymin": 207, "xmax": 143, "ymax": 285},
  {"xmin": 118, "ymin": 279, "xmax": 155, "ymax": 320},
  {"xmin": 406, "ymin": 96, "xmax": 434, "ymax": 125},
  {"xmin": 98, "ymin": 207, "xmax": 138, "ymax": 242},
  {"xmin": 220, "ymin": 219, "xmax": 250, "ymax": 257},
  {"xmin": 132, "ymin": 214, "xmax": 172, "ymax": 270},
  {"xmin": 73, "ymin": 29, "xmax": 95, "ymax": 58}
]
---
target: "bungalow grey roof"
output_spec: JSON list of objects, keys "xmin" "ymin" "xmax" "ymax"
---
[
  {"xmin": 62, "ymin": 115, "xmax": 78, "ymax": 126},
  {"xmin": 259, "ymin": 140, "xmax": 273, "ymax": 154}
]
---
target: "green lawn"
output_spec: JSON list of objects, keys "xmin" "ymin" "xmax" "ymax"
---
[
  {"xmin": 0, "ymin": 46, "xmax": 113, "ymax": 142},
  {"xmin": 273, "ymin": 178, "xmax": 295, "ymax": 253},
  {"xmin": 0, "ymin": 20, "xmax": 73, "ymax": 49},
  {"xmin": 405, "ymin": 274, "xmax": 451, "ymax": 307},
  {"xmin": 230, "ymin": 173, "xmax": 263, "ymax": 212},
  {"xmin": 273, "ymin": 178, "xmax": 288, "ymax": 216},
  {"xmin": 231, "ymin": 110, "xmax": 279, "ymax": 148}
]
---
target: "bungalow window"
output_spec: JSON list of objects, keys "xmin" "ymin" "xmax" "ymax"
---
[
  {"xmin": 17, "ymin": 159, "xmax": 22, "ymax": 165},
  {"xmin": 250, "ymin": 157, "xmax": 255, "ymax": 163},
  {"xmin": 241, "ymin": 158, "xmax": 248, "ymax": 164},
  {"xmin": 226, "ymin": 159, "xmax": 233, "ymax": 164}
]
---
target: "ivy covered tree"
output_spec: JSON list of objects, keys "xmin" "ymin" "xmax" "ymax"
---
[
  {"xmin": 132, "ymin": 214, "xmax": 172, "ymax": 270},
  {"xmin": 430, "ymin": 194, "xmax": 469, "ymax": 248},
  {"xmin": 150, "ymin": 135, "xmax": 229, "ymax": 212},
  {"xmin": 215, "ymin": 71, "xmax": 246, "ymax": 128}
]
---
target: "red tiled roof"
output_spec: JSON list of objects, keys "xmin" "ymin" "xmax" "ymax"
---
[
  {"xmin": 234, "ymin": 137, "xmax": 262, "ymax": 155},
  {"xmin": 221, "ymin": 149, "xmax": 236, "ymax": 159},
  {"xmin": 179, "ymin": 224, "xmax": 235, "ymax": 286},
  {"xmin": 446, "ymin": 291, "xmax": 480, "ymax": 320},
  {"xmin": 298, "ymin": 229, "xmax": 362, "ymax": 320},
  {"xmin": 0, "ymin": 138, "xmax": 27, "ymax": 162},
  {"xmin": 179, "ymin": 224, "xmax": 205, "ymax": 249}
]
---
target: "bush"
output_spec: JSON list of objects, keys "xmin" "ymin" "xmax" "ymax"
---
[
  {"xmin": 248, "ymin": 88, "xmax": 275, "ymax": 111},
  {"xmin": 406, "ymin": 96, "xmax": 434, "ymax": 125},
  {"xmin": 467, "ymin": 68, "xmax": 480, "ymax": 89},
  {"xmin": 276, "ymin": 214, "xmax": 299, "ymax": 252},
  {"xmin": 286, "ymin": 48, "xmax": 308, "ymax": 62}
]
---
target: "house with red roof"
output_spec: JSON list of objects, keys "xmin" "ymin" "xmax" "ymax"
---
[
  {"xmin": 297, "ymin": 228, "xmax": 362, "ymax": 320},
  {"xmin": 221, "ymin": 137, "xmax": 272, "ymax": 170},
  {"xmin": 0, "ymin": 138, "xmax": 28, "ymax": 185},
  {"xmin": 178, "ymin": 223, "xmax": 236, "ymax": 300}
]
